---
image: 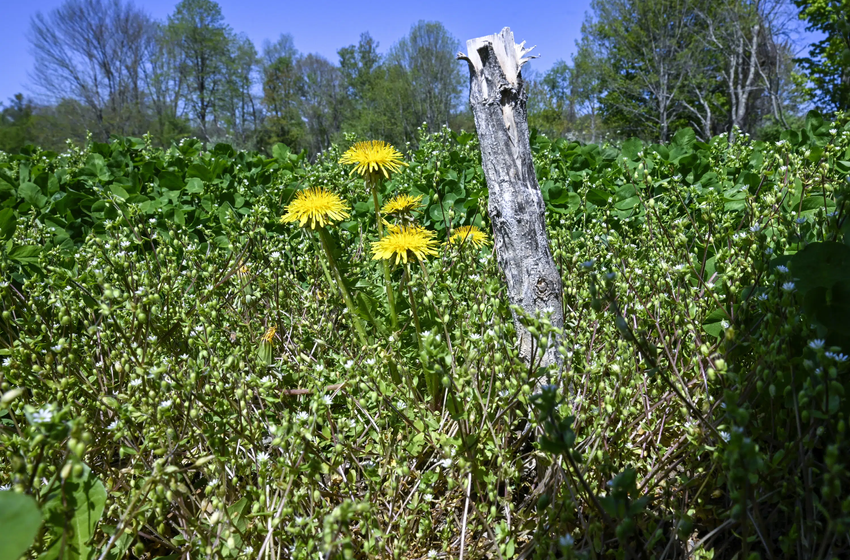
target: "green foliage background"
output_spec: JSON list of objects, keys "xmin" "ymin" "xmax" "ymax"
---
[{"xmin": 1, "ymin": 113, "xmax": 850, "ymax": 558}]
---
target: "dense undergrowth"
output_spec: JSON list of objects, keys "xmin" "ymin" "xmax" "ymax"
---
[{"xmin": 1, "ymin": 113, "xmax": 849, "ymax": 559}]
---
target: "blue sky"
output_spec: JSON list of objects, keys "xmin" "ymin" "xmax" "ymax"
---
[{"xmin": 0, "ymin": 0, "xmax": 591, "ymax": 103}]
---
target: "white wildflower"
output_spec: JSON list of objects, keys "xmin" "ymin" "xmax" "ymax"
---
[
  {"xmin": 31, "ymin": 406, "xmax": 53, "ymax": 425},
  {"xmin": 825, "ymin": 351, "xmax": 848, "ymax": 363}
]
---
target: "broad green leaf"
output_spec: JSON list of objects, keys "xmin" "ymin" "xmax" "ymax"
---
[
  {"xmin": 272, "ymin": 143, "xmax": 290, "ymax": 161},
  {"xmin": 187, "ymin": 163, "xmax": 212, "ymax": 182},
  {"xmin": 158, "ymin": 171, "xmax": 184, "ymax": 191},
  {"xmin": 109, "ymin": 184, "xmax": 129, "ymax": 200},
  {"xmin": 790, "ymin": 242, "xmax": 850, "ymax": 293},
  {"xmin": 0, "ymin": 208, "xmax": 16, "ymax": 241},
  {"xmin": 18, "ymin": 182, "xmax": 47, "ymax": 208},
  {"xmin": 703, "ymin": 308, "xmax": 729, "ymax": 339},
  {"xmin": 0, "ymin": 492, "xmax": 42, "ymax": 560},
  {"xmin": 40, "ymin": 465, "xmax": 106, "ymax": 560},
  {"xmin": 185, "ymin": 178, "xmax": 204, "ymax": 194},
  {"xmin": 622, "ymin": 138, "xmax": 643, "ymax": 160},
  {"xmin": 10, "ymin": 245, "xmax": 41, "ymax": 265}
]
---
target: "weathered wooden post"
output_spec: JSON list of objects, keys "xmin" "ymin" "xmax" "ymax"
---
[{"xmin": 458, "ymin": 28, "xmax": 564, "ymax": 369}]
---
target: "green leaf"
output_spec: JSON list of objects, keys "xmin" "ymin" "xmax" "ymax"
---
[
  {"xmin": 185, "ymin": 178, "xmax": 204, "ymax": 194},
  {"xmin": 0, "ymin": 208, "xmax": 16, "ymax": 241},
  {"xmin": 790, "ymin": 242, "xmax": 850, "ymax": 293},
  {"xmin": 10, "ymin": 245, "xmax": 41, "ymax": 265},
  {"xmin": 40, "ymin": 466, "xmax": 106, "ymax": 560},
  {"xmin": 703, "ymin": 308, "xmax": 729, "ymax": 339},
  {"xmin": 622, "ymin": 138, "xmax": 643, "ymax": 160},
  {"xmin": 158, "ymin": 171, "xmax": 184, "ymax": 191},
  {"xmin": 18, "ymin": 182, "xmax": 47, "ymax": 208},
  {"xmin": 109, "ymin": 184, "xmax": 129, "ymax": 200},
  {"xmin": 272, "ymin": 143, "xmax": 290, "ymax": 161},
  {"xmin": 187, "ymin": 163, "xmax": 212, "ymax": 182},
  {"xmin": 0, "ymin": 492, "xmax": 42, "ymax": 560},
  {"xmin": 586, "ymin": 188, "xmax": 611, "ymax": 206}
]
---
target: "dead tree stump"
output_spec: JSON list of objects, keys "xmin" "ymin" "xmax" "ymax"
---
[{"xmin": 458, "ymin": 27, "xmax": 565, "ymax": 370}]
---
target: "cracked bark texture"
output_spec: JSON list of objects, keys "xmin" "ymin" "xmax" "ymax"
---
[{"xmin": 458, "ymin": 28, "xmax": 564, "ymax": 368}]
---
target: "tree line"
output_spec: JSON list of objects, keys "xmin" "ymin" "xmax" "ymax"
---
[
  {"xmin": 0, "ymin": 0, "xmax": 466, "ymax": 154},
  {"xmin": 0, "ymin": 0, "xmax": 847, "ymax": 153}
]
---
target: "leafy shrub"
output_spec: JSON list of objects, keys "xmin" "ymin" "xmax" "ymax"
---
[{"xmin": 1, "ymin": 113, "xmax": 848, "ymax": 559}]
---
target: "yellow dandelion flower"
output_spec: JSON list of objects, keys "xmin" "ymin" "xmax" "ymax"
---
[
  {"xmin": 339, "ymin": 140, "xmax": 408, "ymax": 179},
  {"xmin": 448, "ymin": 225, "xmax": 490, "ymax": 249},
  {"xmin": 382, "ymin": 193, "xmax": 423, "ymax": 216},
  {"xmin": 371, "ymin": 226, "xmax": 439, "ymax": 265},
  {"xmin": 280, "ymin": 187, "xmax": 350, "ymax": 230},
  {"xmin": 262, "ymin": 326, "xmax": 277, "ymax": 343}
]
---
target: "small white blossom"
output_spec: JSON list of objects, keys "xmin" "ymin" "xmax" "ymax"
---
[
  {"xmin": 322, "ymin": 395, "xmax": 333, "ymax": 406},
  {"xmin": 808, "ymin": 339, "xmax": 825, "ymax": 350},
  {"xmin": 31, "ymin": 406, "xmax": 54, "ymax": 425},
  {"xmin": 107, "ymin": 420, "xmax": 119, "ymax": 430},
  {"xmin": 781, "ymin": 282, "xmax": 796, "ymax": 292},
  {"xmin": 825, "ymin": 351, "xmax": 849, "ymax": 363},
  {"xmin": 296, "ymin": 411, "xmax": 309, "ymax": 422},
  {"xmin": 129, "ymin": 378, "xmax": 142, "ymax": 387},
  {"xmin": 159, "ymin": 399, "xmax": 172, "ymax": 409},
  {"xmin": 396, "ymin": 400, "xmax": 407, "ymax": 410},
  {"xmin": 559, "ymin": 534, "xmax": 574, "ymax": 547},
  {"xmin": 719, "ymin": 431, "xmax": 731, "ymax": 442},
  {"xmin": 776, "ymin": 265, "xmax": 789, "ymax": 274},
  {"xmin": 750, "ymin": 224, "xmax": 761, "ymax": 233},
  {"xmin": 256, "ymin": 451, "xmax": 270, "ymax": 462}
]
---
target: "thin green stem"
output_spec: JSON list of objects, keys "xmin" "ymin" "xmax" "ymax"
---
[
  {"xmin": 310, "ymin": 236, "xmax": 337, "ymax": 298},
  {"xmin": 316, "ymin": 227, "xmax": 371, "ymax": 349},
  {"xmin": 370, "ymin": 177, "xmax": 399, "ymax": 331},
  {"xmin": 404, "ymin": 263, "xmax": 423, "ymax": 353}
]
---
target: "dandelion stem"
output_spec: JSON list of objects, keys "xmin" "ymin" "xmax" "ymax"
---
[
  {"xmin": 316, "ymin": 228, "xmax": 371, "ymax": 349},
  {"xmin": 404, "ymin": 263, "xmax": 423, "ymax": 353},
  {"xmin": 370, "ymin": 178, "xmax": 399, "ymax": 331}
]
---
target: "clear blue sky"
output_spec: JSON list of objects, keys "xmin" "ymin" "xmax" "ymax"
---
[{"xmin": 0, "ymin": 0, "xmax": 592, "ymax": 103}]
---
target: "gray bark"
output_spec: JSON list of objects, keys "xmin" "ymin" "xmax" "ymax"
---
[{"xmin": 458, "ymin": 28, "xmax": 564, "ymax": 369}]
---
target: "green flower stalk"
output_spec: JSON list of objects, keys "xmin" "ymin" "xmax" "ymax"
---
[
  {"xmin": 339, "ymin": 140, "xmax": 409, "ymax": 331},
  {"xmin": 281, "ymin": 187, "xmax": 370, "ymax": 349}
]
